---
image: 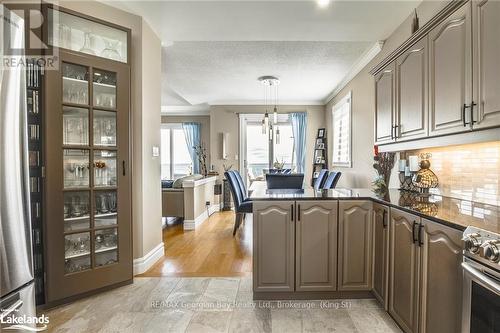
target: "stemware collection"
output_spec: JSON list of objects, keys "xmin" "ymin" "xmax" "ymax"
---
[{"xmin": 57, "ymin": 24, "xmax": 125, "ymax": 62}]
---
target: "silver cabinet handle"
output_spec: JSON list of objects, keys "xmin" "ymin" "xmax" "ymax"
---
[
  {"xmin": 0, "ymin": 299, "xmax": 23, "ymax": 321},
  {"xmin": 462, "ymin": 262, "xmax": 500, "ymax": 295}
]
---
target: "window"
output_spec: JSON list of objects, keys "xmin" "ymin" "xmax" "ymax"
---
[
  {"xmin": 332, "ymin": 92, "xmax": 352, "ymax": 167},
  {"xmin": 161, "ymin": 124, "xmax": 192, "ymax": 180},
  {"xmin": 242, "ymin": 114, "xmax": 295, "ymax": 178}
]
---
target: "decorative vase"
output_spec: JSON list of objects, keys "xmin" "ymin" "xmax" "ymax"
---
[{"xmin": 412, "ymin": 155, "xmax": 438, "ymax": 196}]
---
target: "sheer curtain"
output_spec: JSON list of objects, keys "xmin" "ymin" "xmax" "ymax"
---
[
  {"xmin": 182, "ymin": 122, "xmax": 201, "ymax": 174},
  {"xmin": 289, "ymin": 113, "xmax": 307, "ymax": 173}
]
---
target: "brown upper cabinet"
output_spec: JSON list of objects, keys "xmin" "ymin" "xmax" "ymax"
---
[
  {"xmin": 338, "ymin": 201, "xmax": 373, "ymax": 291},
  {"xmin": 373, "ymin": 1, "xmax": 500, "ymax": 147},
  {"xmin": 472, "ymin": 0, "xmax": 500, "ymax": 129},
  {"xmin": 295, "ymin": 201, "xmax": 338, "ymax": 292},
  {"xmin": 375, "ymin": 63, "xmax": 396, "ymax": 144},
  {"xmin": 372, "ymin": 203, "xmax": 390, "ymax": 310},
  {"xmin": 429, "ymin": 3, "xmax": 472, "ymax": 136},
  {"xmin": 397, "ymin": 37, "xmax": 428, "ymax": 141}
]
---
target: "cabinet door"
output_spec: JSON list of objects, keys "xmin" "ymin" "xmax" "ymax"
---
[
  {"xmin": 372, "ymin": 204, "xmax": 389, "ymax": 310},
  {"xmin": 253, "ymin": 201, "xmax": 295, "ymax": 292},
  {"xmin": 389, "ymin": 208, "xmax": 420, "ymax": 333},
  {"xmin": 295, "ymin": 201, "xmax": 337, "ymax": 292},
  {"xmin": 429, "ymin": 3, "xmax": 472, "ymax": 136},
  {"xmin": 396, "ymin": 38, "xmax": 428, "ymax": 141},
  {"xmin": 338, "ymin": 201, "xmax": 373, "ymax": 291},
  {"xmin": 45, "ymin": 51, "xmax": 132, "ymax": 303},
  {"xmin": 375, "ymin": 63, "xmax": 396, "ymax": 144},
  {"xmin": 472, "ymin": 0, "xmax": 500, "ymax": 129},
  {"xmin": 419, "ymin": 219, "xmax": 462, "ymax": 333}
]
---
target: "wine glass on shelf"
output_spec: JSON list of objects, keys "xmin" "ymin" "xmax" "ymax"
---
[
  {"xmin": 80, "ymin": 31, "xmax": 96, "ymax": 55},
  {"xmin": 101, "ymin": 38, "xmax": 122, "ymax": 61}
]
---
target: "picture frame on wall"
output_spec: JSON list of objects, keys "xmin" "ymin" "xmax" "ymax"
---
[
  {"xmin": 315, "ymin": 156, "xmax": 322, "ymax": 164},
  {"xmin": 316, "ymin": 138, "xmax": 323, "ymax": 145},
  {"xmin": 314, "ymin": 149, "xmax": 323, "ymax": 159},
  {"xmin": 317, "ymin": 143, "xmax": 325, "ymax": 149},
  {"xmin": 313, "ymin": 171, "xmax": 319, "ymax": 178},
  {"xmin": 317, "ymin": 128, "xmax": 325, "ymax": 138}
]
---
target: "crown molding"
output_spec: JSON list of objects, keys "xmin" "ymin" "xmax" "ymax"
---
[
  {"xmin": 323, "ymin": 41, "xmax": 384, "ymax": 105},
  {"xmin": 161, "ymin": 105, "xmax": 210, "ymax": 116}
]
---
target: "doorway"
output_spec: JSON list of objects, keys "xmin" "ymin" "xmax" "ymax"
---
[{"xmin": 239, "ymin": 113, "xmax": 295, "ymax": 186}]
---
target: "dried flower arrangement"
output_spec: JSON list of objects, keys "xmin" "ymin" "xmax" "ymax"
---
[{"xmin": 372, "ymin": 146, "xmax": 396, "ymax": 194}]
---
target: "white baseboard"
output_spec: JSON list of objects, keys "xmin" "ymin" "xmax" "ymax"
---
[
  {"xmin": 184, "ymin": 204, "xmax": 219, "ymax": 230},
  {"xmin": 133, "ymin": 242, "xmax": 164, "ymax": 276}
]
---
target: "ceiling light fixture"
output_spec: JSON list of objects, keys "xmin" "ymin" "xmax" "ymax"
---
[
  {"xmin": 317, "ymin": 0, "xmax": 330, "ymax": 8},
  {"xmin": 259, "ymin": 76, "xmax": 280, "ymax": 136}
]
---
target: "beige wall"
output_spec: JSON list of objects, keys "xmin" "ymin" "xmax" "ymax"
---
[
  {"xmin": 54, "ymin": 1, "xmax": 163, "ymax": 259},
  {"xmin": 325, "ymin": 1, "xmax": 449, "ymax": 189},
  {"xmin": 161, "ymin": 115, "xmax": 211, "ymax": 168},
  {"xmin": 209, "ymin": 105, "xmax": 325, "ymax": 183}
]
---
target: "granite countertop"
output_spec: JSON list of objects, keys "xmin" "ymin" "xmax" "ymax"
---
[{"xmin": 249, "ymin": 182, "xmax": 500, "ymax": 234}]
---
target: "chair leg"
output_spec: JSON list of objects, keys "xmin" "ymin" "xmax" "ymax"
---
[{"xmin": 233, "ymin": 213, "xmax": 243, "ymax": 236}]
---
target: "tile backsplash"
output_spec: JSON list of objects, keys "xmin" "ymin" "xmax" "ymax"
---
[{"xmin": 402, "ymin": 141, "xmax": 500, "ymax": 206}]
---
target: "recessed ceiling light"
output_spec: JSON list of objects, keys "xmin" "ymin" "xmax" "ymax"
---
[{"xmin": 317, "ymin": 0, "xmax": 330, "ymax": 8}]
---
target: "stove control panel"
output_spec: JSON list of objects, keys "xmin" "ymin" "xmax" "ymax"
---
[{"xmin": 463, "ymin": 226, "xmax": 500, "ymax": 267}]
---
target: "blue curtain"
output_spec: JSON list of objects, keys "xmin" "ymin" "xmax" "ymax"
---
[
  {"xmin": 289, "ymin": 113, "xmax": 307, "ymax": 173},
  {"xmin": 182, "ymin": 122, "xmax": 201, "ymax": 174}
]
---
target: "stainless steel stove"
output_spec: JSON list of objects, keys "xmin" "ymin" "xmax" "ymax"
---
[{"xmin": 461, "ymin": 226, "xmax": 500, "ymax": 333}]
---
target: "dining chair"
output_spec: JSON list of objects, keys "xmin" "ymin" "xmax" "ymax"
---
[
  {"xmin": 225, "ymin": 171, "xmax": 253, "ymax": 236},
  {"xmin": 323, "ymin": 171, "xmax": 342, "ymax": 189},
  {"xmin": 231, "ymin": 170, "xmax": 249, "ymax": 201},
  {"xmin": 266, "ymin": 174, "xmax": 304, "ymax": 189},
  {"xmin": 313, "ymin": 169, "xmax": 329, "ymax": 191}
]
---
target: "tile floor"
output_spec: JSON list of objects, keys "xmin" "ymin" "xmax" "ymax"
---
[{"xmin": 43, "ymin": 277, "xmax": 402, "ymax": 333}]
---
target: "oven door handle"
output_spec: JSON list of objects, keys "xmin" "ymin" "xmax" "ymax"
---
[{"xmin": 462, "ymin": 262, "xmax": 500, "ymax": 294}]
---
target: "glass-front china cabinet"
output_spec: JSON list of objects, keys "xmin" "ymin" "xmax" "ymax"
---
[{"xmin": 44, "ymin": 6, "xmax": 132, "ymax": 303}]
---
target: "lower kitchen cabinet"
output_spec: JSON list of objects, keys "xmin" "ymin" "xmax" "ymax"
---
[
  {"xmin": 338, "ymin": 201, "xmax": 373, "ymax": 291},
  {"xmin": 295, "ymin": 201, "xmax": 338, "ymax": 291},
  {"xmin": 372, "ymin": 203, "xmax": 390, "ymax": 310},
  {"xmin": 418, "ymin": 218, "xmax": 463, "ymax": 333},
  {"xmin": 389, "ymin": 208, "xmax": 420, "ymax": 333},
  {"xmin": 389, "ymin": 209, "xmax": 463, "ymax": 333},
  {"xmin": 253, "ymin": 201, "xmax": 295, "ymax": 292}
]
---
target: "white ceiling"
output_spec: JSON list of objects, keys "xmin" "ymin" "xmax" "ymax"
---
[
  {"xmin": 107, "ymin": 0, "xmax": 421, "ymax": 109},
  {"xmin": 162, "ymin": 41, "xmax": 372, "ymax": 105}
]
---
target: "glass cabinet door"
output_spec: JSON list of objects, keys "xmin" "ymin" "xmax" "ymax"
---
[
  {"xmin": 48, "ymin": 8, "xmax": 128, "ymax": 63},
  {"xmin": 61, "ymin": 60, "xmax": 121, "ymax": 275},
  {"xmin": 45, "ymin": 52, "xmax": 131, "ymax": 296},
  {"xmin": 45, "ymin": 16, "xmax": 131, "ymax": 302}
]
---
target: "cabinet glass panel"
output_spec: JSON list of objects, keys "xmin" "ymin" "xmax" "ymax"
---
[
  {"xmin": 95, "ymin": 250, "xmax": 118, "ymax": 268},
  {"xmin": 48, "ymin": 8, "xmax": 128, "ymax": 63},
  {"xmin": 93, "ymin": 70, "xmax": 117, "ymax": 109},
  {"xmin": 94, "ymin": 190, "xmax": 117, "ymax": 217},
  {"xmin": 64, "ymin": 191, "xmax": 90, "ymax": 232},
  {"xmin": 63, "ymin": 149, "xmax": 90, "ymax": 188},
  {"xmin": 94, "ymin": 150, "xmax": 117, "ymax": 187},
  {"xmin": 62, "ymin": 63, "xmax": 89, "ymax": 105},
  {"xmin": 63, "ymin": 106, "xmax": 89, "ymax": 145},
  {"xmin": 93, "ymin": 110, "xmax": 117, "ymax": 147},
  {"xmin": 94, "ymin": 228, "xmax": 118, "ymax": 267},
  {"xmin": 64, "ymin": 232, "xmax": 91, "ymax": 274}
]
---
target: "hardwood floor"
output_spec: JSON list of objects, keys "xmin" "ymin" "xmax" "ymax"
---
[{"xmin": 140, "ymin": 211, "xmax": 252, "ymax": 277}]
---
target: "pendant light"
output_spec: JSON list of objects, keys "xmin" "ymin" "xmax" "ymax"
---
[
  {"xmin": 258, "ymin": 75, "xmax": 280, "ymax": 134},
  {"xmin": 275, "ymin": 126, "xmax": 281, "ymax": 144}
]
